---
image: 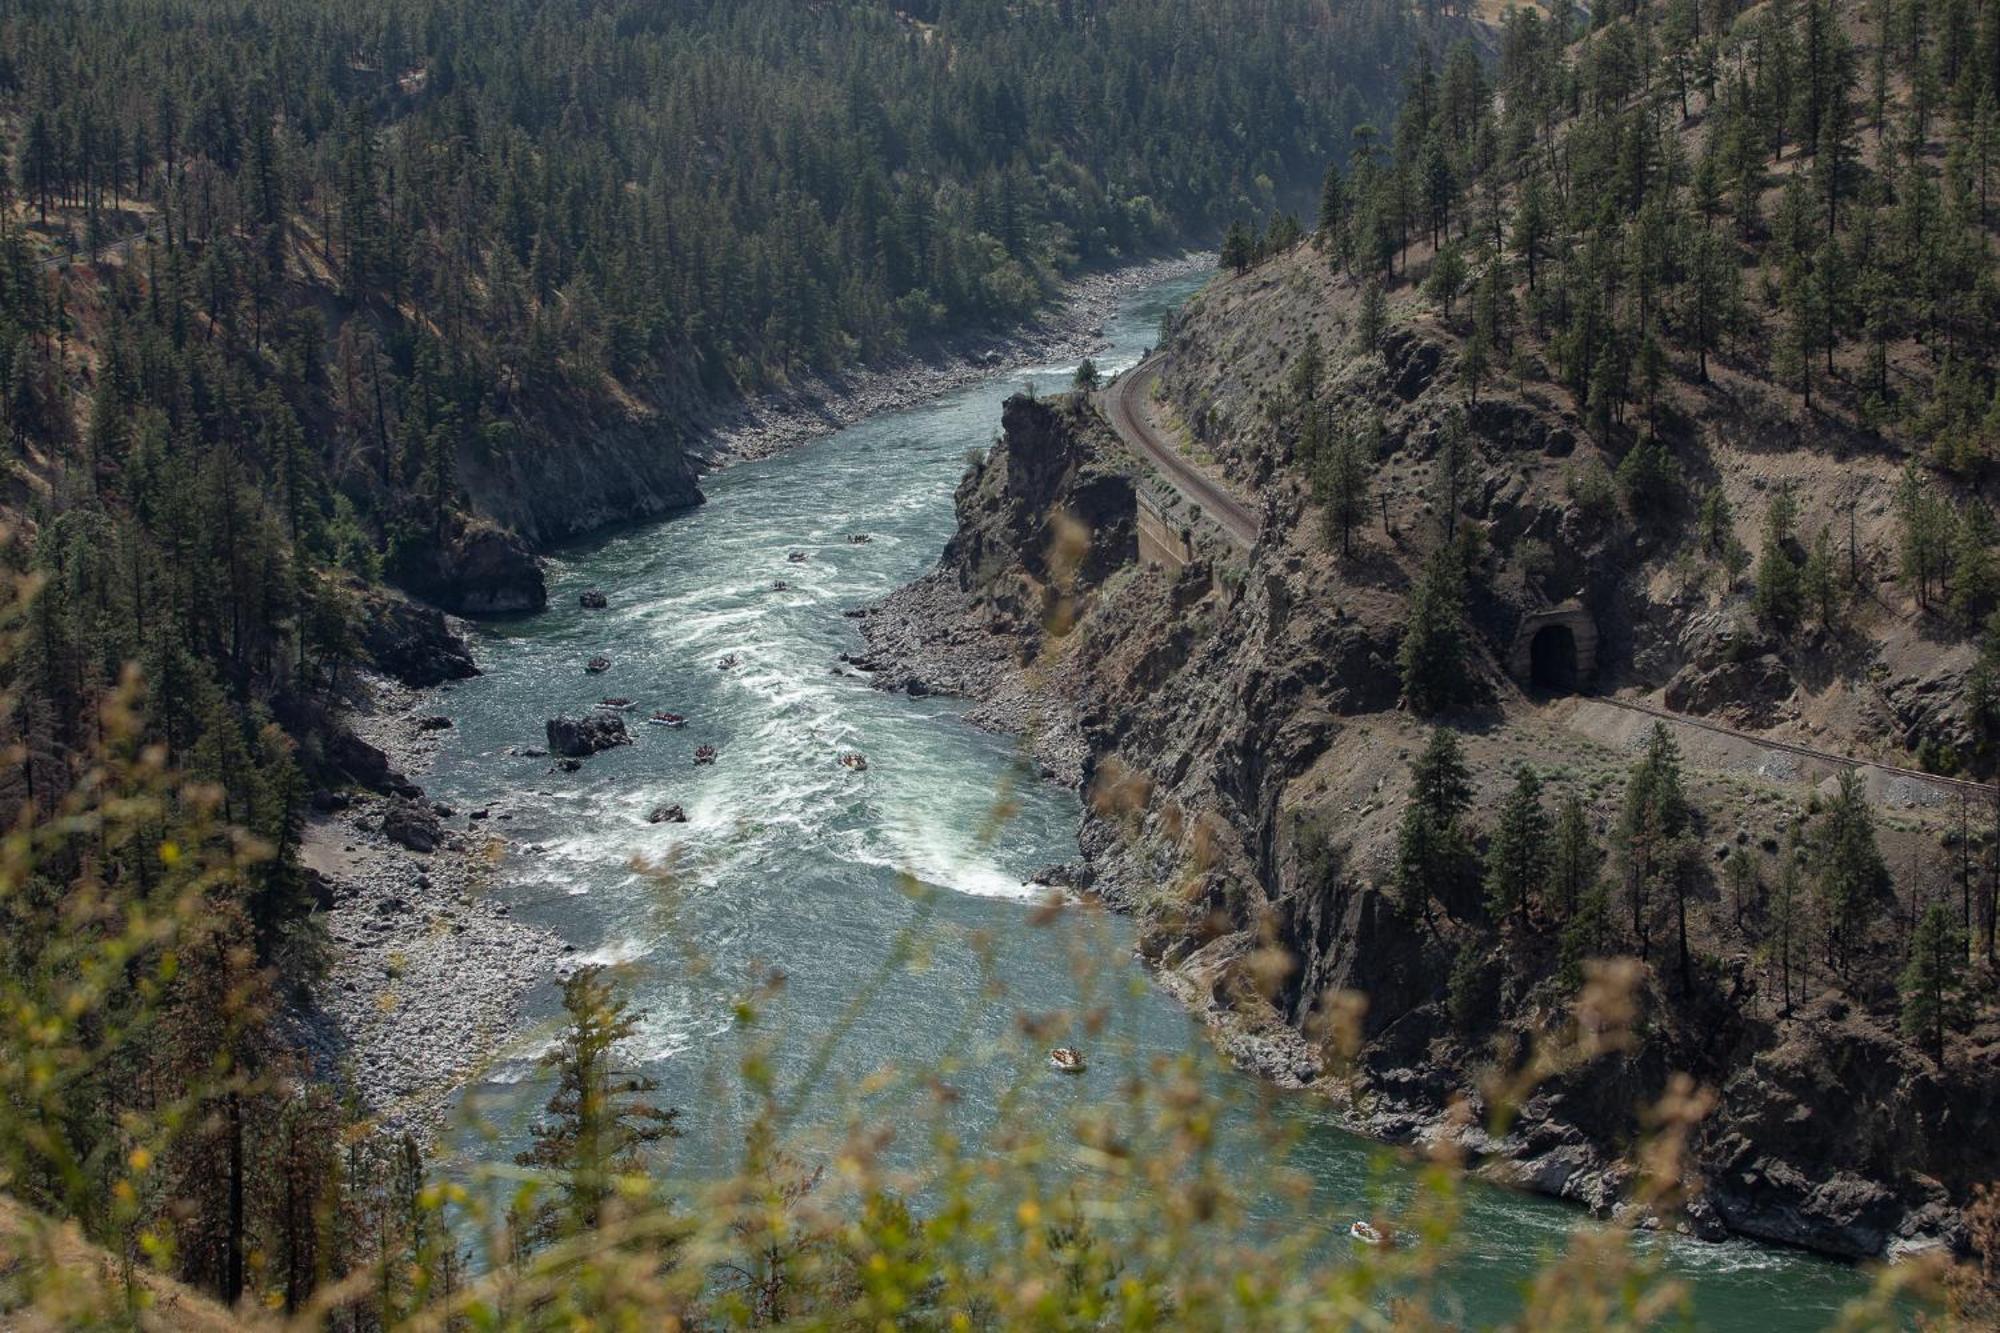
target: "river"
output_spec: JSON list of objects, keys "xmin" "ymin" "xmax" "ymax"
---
[{"xmin": 419, "ymin": 270, "xmax": 1868, "ymax": 1328}]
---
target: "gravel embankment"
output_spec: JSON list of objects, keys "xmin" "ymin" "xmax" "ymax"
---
[
  {"xmin": 847, "ymin": 571, "xmax": 1090, "ymax": 787},
  {"xmin": 294, "ymin": 675, "xmax": 569, "ymax": 1139}
]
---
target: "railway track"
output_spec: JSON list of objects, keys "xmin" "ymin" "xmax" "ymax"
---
[
  {"xmin": 1585, "ymin": 693, "xmax": 1995, "ymax": 802},
  {"xmin": 1101, "ymin": 359, "xmax": 1982, "ymax": 805},
  {"xmin": 1099, "ymin": 356, "xmax": 1258, "ymax": 549}
]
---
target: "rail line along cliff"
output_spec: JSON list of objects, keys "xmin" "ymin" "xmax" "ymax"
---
[{"xmin": 863, "ymin": 0, "xmax": 2000, "ymax": 1261}]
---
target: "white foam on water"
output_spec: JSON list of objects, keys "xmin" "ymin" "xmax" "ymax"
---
[
  {"xmin": 630, "ymin": 1007, "xmax": 732, "ymax": 1063},
  {"xmin": 653, "ymin": 601, "xmax": 767, "ymax": 645},
  {"xmin": 832, "ymin": 825, "xmax": 1039, "ymax": 902},
  {"xmin": 481, "ymin": 1030, "xmax": 562, "ymax": 1085},
  {"xmin": 574, "ymin": 935, "xmax": 655, "ymax": 968},
  {"xmin": 481, "ymin": 1061, "xmax": 539, "ymax": 1086},
  {"xmin": 734, "ymin": 667, "xmax": 822, "ymax": 717}
]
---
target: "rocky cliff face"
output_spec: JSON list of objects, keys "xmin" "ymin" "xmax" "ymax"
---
[
  {"xmin": 353, "ymin": 385, "xmax": 704, "ymax": 619},
  {"xmin": 355, "ymin": 582, "xmax": 480, "ymax": 687},
  {"xmin": 393, "ymin": 520, "xmax": 548, "ymax": 615},
  {"xmin": 459, "ymin": 413, "xmax": 704, "ymax": 549},
  {"xmin": 864, "ymin": 328, "xmax": 1996, "ymax": 1258}
]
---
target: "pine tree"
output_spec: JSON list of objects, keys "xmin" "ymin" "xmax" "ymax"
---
[
  {"xmin": 1355, "ymin": 280, "xmax": 1388, "ymax": 356},
  {"xmin": 1557, "ymin": 882, "xmax": 1612, "ymax": 991},
  {"xmin": 1426, "ymin": 242, "xmax": 1468, "ymax": 321},
  {"xmin": 22, "ymin": 111, "xmax": 58, "ymax": 222},
  {"xmin": 1549, "ymin": 790, "xmax": 1602, "ymax": 927},
  {"xmin": 1618, "ymin": 723, "xmax": 1691, "ymax": 971},
  {"xmin": 1755, "ymin": 486, "xmax": 1806, "ymax": 630},
  {"xmin": 1435, "ymin": 410, "xmax": 1473, "ymax": 539},
  {"xmin": 1459, "ymin": 328, "xmax": 1491, "ymax": 403},
  {"xmin": 1486, "ymin": 764, "xmax": 1551, "ymax": 924},
  {"xmin": 515, "ymin": 967, "xmax": 681, "ymax": 1255},
  {"xmin": 1953, "ymin": 502, "xmax": 2000, "ymax": 629},
  {"xmin": 1900, "ymin": 901, "xmax": 1969, "ymax": 1059},
  {"xmin": 1315, "ymin": 419, "xmax": 1374, "ymax": 556},
  {"xmin": 1317, "ymin": 163, "xmax": 1348, "ymax": 256},
  {"xmin": 1686, "ymin": 226, "xmax": 1742, "ymax": 382},
  {"xmin": 1222, "ymin": 220, "xmax": 1256, "ymax": 274},
  {"xmin": 1399, "ymin": 545, "xmax": 1475, "ymax": 716},
  {"xmin": 1803, "ymin": 523, "xmax": 1845, "ymax": 630},
  {"xmin": 1895, "ymin": 461, "xmax": 1954, "ymax": 611},
  {"xmin": 1724, "ymin": 845, "xmax": 1762, "ymax": 929},
  {"xmin": 1775, "ymin": 258, "xmax": 1827, "ymax": 411},
  {"xmin": 1513, "ymin": 175, "xmax": 1549, "ymax": 292},
  {"xmin": 1698, "ymin": 485, "xmax": 1735, "ymax": 557},
  {"xmin": 1771, "ymin": 848, "xmax": 1806, "ymax": 1015},
  {"xmin": 1394, "ymin": 727, "xmax": 1476, "ymax": 923},
  {"xmin": 1814, "ymin": 769, "xmax": 1891, "ymax": 973},
  {"xmin": 1286, "ymin": 332, "xmax": 1324, "ymax": 408}
]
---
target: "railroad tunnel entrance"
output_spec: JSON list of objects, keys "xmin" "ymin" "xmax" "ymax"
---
[
  {"xmin": 1507, "ymin": 603, "xmax": 1598, "ymax": 694},
  {"xmin": 1530, "ymin": 624, "xmax": 1578, "ymax": 692}
]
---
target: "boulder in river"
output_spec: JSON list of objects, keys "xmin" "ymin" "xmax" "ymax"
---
[
  {"xmin": 415, "ymin": 714, "xmax": 454, "ymax": 731},
  {"xmin": 382, "ymin": 798, "xmax": 443, "ymax": 853},
  {"xmin": 580, "ymin": 588, "xmax": 609, "ymax": 609},
  {"xmin": 545, "ymin": 714, "xmax": 631, "ymax": 757},
  {"xmin": 647, "ymin": 803, "xmax": 688, "ymax": 824},
  {"xmin": 1032, "ymin": 861, "xmax": 1097, "ymax": 890}
]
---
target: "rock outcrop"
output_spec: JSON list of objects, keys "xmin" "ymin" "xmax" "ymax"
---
[
  {"xmin": 324, "ymin": 730, "xmax": 421, "ymax": 799},
  {"xmin": 396, "ymin": 521, "xmax": 547, "ymax": 615},
  {"xmin": 864, "ymin": 294, "xmax": 1994, "ymax": 1259},
  {"xmin": 459, "ymin": 414, "xmax": 703, "ymax": 548},
  {"xmin": 545, "ymin": 714, "xmax": 631, "ymax": 757},
  {"xmin": 357, "ymin": 584, "xmax": 480, "ymax": 687},
  {"xmin": 381, "ymin": 798, "xmax": 443, "ymax": 853}
]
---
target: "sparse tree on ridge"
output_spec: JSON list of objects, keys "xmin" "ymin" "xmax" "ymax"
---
[
  {"xmin": 1399, "ymin": 545, "xmax": 1476, "ymax": 716},
  {"xmin": 1901, "ymin": 901, "xmax": 1969, "ymax": 1060},
  {"xmin": 1486, "ymin": 764, "xmax": 1551, "ymax": 925}
]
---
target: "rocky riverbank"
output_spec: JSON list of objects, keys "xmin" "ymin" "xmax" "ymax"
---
[
  {"xmin": 854, "ymin": 576, "xmax": 1670, "ymax": 1232},
  {"xmin": 295, "ymin": 673, "xmax": 570, "ymax": 1139},
  {"xmin": 849, "ymin": 569, "xmax": 1091, "ymax": 785},
  {"xmin": 852, "ymin": 384, "xmax": 1983, "ymax": 1263},
  {"xmin": 296, "ymin": 256, "xmax": 1211, "ymax": 1140},
  {"xmin": 701, "ymin": 254, "xmax": 1212, "ymax": 467}
]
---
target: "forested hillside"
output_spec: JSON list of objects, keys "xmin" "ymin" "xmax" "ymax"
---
[
  {"xmin": 1257, "ymin": 0, "xmax": 2000, "ymax": 762},
  {"xmin": 0, "ymin": 0, "xmax": 1431, "ymax": 1316}
]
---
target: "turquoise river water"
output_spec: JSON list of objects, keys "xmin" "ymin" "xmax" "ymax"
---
[{"xmin": 420, "ymin": 270, "xmax": 1873, "ymax": 1327}]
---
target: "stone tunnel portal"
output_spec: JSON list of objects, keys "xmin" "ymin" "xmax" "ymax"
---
[{"xmin": 1508, "ymin": 604, "xmax": 1598, "ymax": 693}]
